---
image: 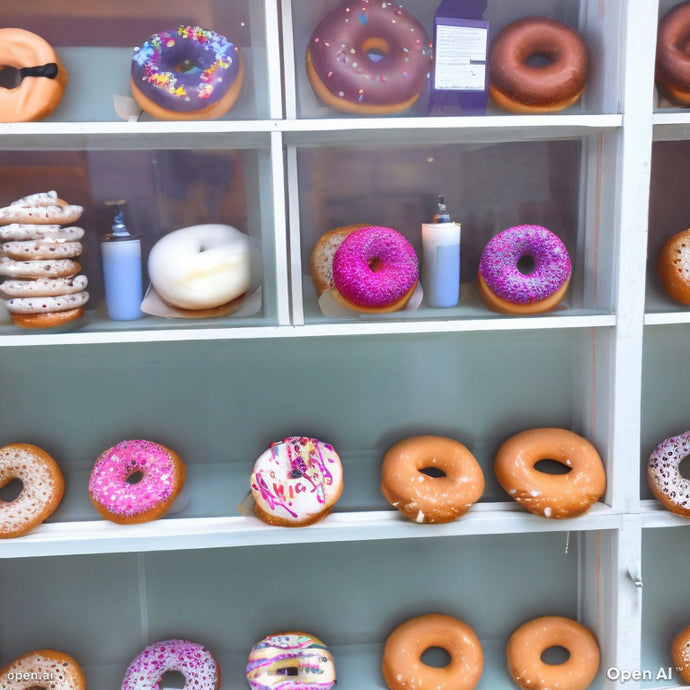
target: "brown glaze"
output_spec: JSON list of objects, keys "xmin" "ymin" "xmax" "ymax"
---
[
  {"xmin": 657, "ymin": 2, "xmax": 690, "ymax": 105},
  {"xmin": 658, "ymin": 227, "xmax": 690, "ymax": 304},
  {"xmin": 672, "ymin": 626, "xmax": 690, "ymax": 684},
  {"xmin": 11, "ymin": 306, "xmax": 83, "ymax": 329}
]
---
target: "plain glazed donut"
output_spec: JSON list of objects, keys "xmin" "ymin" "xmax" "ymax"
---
[
  {"xmin": 478, "ymin": 225, "xmax": 571, "ymax": 315},
  {"xmin": 88, "ymin": 439, "xmax": 185, "ymax": 524},
  {"xmin": 310, "ymin": 224, "xmax": 368, "ymax": 295},
  {"xmin": 0, "ymin": 443, "xmax": 64, "ymax": 538},
  {"xmin": 647, "ymin": 430, "xmax": 690, "ymax": 516},
  {"xmin": 657, "ymin": 2, "xmax": 690, "ymax": 106},
  {"xmin": 506, "ymin": 616, "xmax": 600, "ymax": 690},
  {"xmin": 658, "ymin": 228, "xmax": 690, "ymax": 304},
  {"xmin": 672, "ymin": 626, "xmax": 690, "ymax": 683},
  {"xmin": 382, "ymin": 613, "xmax": 483, "ymax": 690},
  {"xmin": 381, "ymin": 436, "xmax": 484, "ymax": 523},
  {"xmin": 306, "ymin": 0, "xmax": 433, "ymax": 115},
  {"xmin": 489, "ymin": 17, "xmax": 589, "ymax": 113},
  {"xmin": 331, "ymin": 226, "xmax": 419, "ymax": 313},
  {"xmin": 0, "ymin": 649, "xmax": 86, "ymax": 689},
  {"xmin": 0, "ymin": 28, "xmax": 68, "ymax": 122},
  {"xmin": 246, "ymin": 632, "xmax": 336, "ymax": 689},
  {"xmin": 250, "ymin": 436, "xmax": 344, "ymax": 527},
  {"xmin": 148, "ymin": 223, "xmax": 250, "ymax": 310},
  {"xmin": 495, "ymin": 428, "xmax": 606, "ymax": 518},
  {"xmin": 122, "ymin": 639, "xmax": 219, "ymax": 690},
  {"xmin": 131, "ymin": 26, "xmax": 243, "ymax": 120}
]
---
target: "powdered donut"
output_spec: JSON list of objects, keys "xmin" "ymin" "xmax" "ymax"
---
[
  {"xmin": 0, "ymin": 257, "xmax": 80, "ymax": 278},
  {"xmin": 0, "ymin": 649, "xmax": 85, "ymax": 689},
  {"xmin": 6, "ymin": 291, "xmax": 88, "ymax": 314},
  {"xmin": 246, "ymin": 632, "xmax": 336, "ymax": 689},
  {"xmin": 0, "ymin": 275, "xmax": 88, "ymax": 297},
  {"xmin": 0, "ymin": 443, "xmax": 64, "ymax": 538},
  {"xmin": 658, "ymin": 228, "xmax": 690, "ymax": 304},
  {"xmin": 10, "ymin": 308, "xmax": 84, "ymax": 329},
  {"xmin": 647, "ymin": 430, "xmax": 690, "ymax": 516},
  {"xmin": 0, "ymin": 224, "xmax": 84, "ymax": 241},
  {"xmin": 672, "ymin": 626, "xmax": 690, "ymax": 684},
  {"xmin": 2, "ymin": 239, "xmax": 83, "ymax": 260},
  {"xmin": 310, "ymin": 224, "xmax": 367, "ymax": 295},
  {"xmin": 122, "ymin": 639, "xmax": 219, "ymax": 690}
]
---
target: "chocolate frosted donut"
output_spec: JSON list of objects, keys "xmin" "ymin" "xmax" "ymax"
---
[
  {"xmin": 306, "ymin": 0, "xmax": 433, "ymax": 114},
  {"xmin": 657, "ymin": 2, "xmax": 690, "ymax": 105}
]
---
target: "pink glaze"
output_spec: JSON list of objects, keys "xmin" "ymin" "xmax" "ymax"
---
[
  {"xmin": 122, "ymin": 639, "xmax": 218, "ymax": 689},
  {"xmin": 479, "ymin": 225, "xmax": 571, "ymax": 304},
  {"xmin": 332, "ymin": 226, "xmax": 418, "ymax": 308},
  {"xmin": 88, "ymin": 440, "xmax": 178, "ymax": 518}
]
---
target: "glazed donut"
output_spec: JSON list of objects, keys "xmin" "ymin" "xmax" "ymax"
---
[
  {"xmin": 495, "ymin": 428, "xmax": 606, "ymax": 519},
  {"xmin": 148, "ymin": 223, "xmax": 250, "ymax": 310},
  {"xmin": 0, "ymin": 224, "xmax": 84, "ymax": 241},
  {"xmin": 246, "ymin": 632, "xmax": 336, "ymax": 689},
  {"xmin": 306, "ymin": 0, "xmax": 433, "ymax": 115},
  {"xmin": 0, "ymin": 443, "xmax": 64, "ymax": 538},
  {"xmin": 310, "ymin": 224, "xmax": 368, "ymax": 295},
  {"xmin": 381, "ymin": 436, "xmax": 484, "ymax": 523},
  {"xmin": 131, "ymin": 25, "xmax": 243, "ymax": 120},
  {"xmin": 88, "ymin": 439, "xmax": 185, "ymax": 524},
  {"xmin": 658, "ymin": 228, "xmax": 690, "ymax": 304},
  {"xmin": 0, "ymin": 257, "xmax": 81, "ymax": 279},
  {"xmin": 122, "ymin": 639, "xmax": 219, "ymax": 690},
  {"xmin": 10, "ymin": 308, "xmax": 84, "ymax": 329},
  {"xmin": 0, "ymin": 649, "xmax": 85, "ymax": 689},
  {"xmin": 477, "ymin": 225, "xmax": 571, "ymax": 315},
  {"xmin": 657, "ymin": 3, "xmax": 690, "ymax": 106},
  {"xmin": 250, "ymin": 436, "xmax": 344, "ymax": 527},
  {"xmin": 647, "ymin": 430, "xmax": 690, "ymax": 516},
  {"xmin": 0, "ymin": 29, "xmax": 68, "ymax": 122},
  {"xmin": 489, "ymin": 17, "xmax": 589, "ymax": 113},
  {"xmin": 2, "ymin": 239, "xmax": 82, "ymax": 260},
  {"xmin": 0, "ymin": 275, "xmax": 88, "ymax": 297},
  {"xmin": 332, "ymin": 226, "xmax": 418, "ymax": 313},
  {"xmin": 672, "ymin": 626, "xmax": 690, "ymax": 683},
  {"xmin": 382, "ymin": 613, "xmax": 483, "ymax": 690},
  {"xmin": 507, "ymin": 616, "xmax": 600, "ymax": 690}
]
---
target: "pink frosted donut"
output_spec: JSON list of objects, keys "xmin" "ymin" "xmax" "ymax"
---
[
  {"xmin": 478, "ymin": 225, "xmax": 571, "ymax": 315},
  {"xmin": 122, "ymin": 639, "xmax": 219, "ymax": 690},
  {"xmin": 88, "ymin": 439, "xmax": 185, "ymax": 524},
  {"xmin": 332, "ymin": 226, "xmax": 418, "ymax": 313},
  {"xmin": 648, "ymin": 431, "xmax": 690, "ymax": 516}
]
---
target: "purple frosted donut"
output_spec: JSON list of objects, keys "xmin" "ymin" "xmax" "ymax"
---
[
  {"xmin": 479, "ymin": 225, "xmax": 571, "ymax": 304},
  {"xmin": 122, "ymin": 639, "xmax": 219, "ymax": 690},
  {"xmin": 648, "ymin": 431, "xmax": 690, "ymax": 516},
  {"xmin": 131, "ymin": 26, "xmax": 241, "ymax": 116},
  {"xmin": 332, "ymin": 226, "xmax": 418, "ymax": 310}
]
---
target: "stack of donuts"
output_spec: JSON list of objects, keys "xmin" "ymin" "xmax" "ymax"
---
[{"xmin": 0, "ymin": 191, "xmax": 88, "ymax": 328}]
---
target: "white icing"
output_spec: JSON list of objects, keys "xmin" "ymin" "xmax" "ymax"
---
[
  {"xmin": 649, "ymin": 431, "xmax": 690, "ymax": 513},
  {"xmin": 0, "ymin": 651, "xmax": 83, "ymax": 689},
  {"xmin": 415, "ymin": 510, "xmax": 425, "ymax": 523}
]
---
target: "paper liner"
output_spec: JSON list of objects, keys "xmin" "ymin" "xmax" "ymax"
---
[
  {"xmin": 237, "ymin": 491, "xmax": 256, "ymax": 517},
  {"xmin": 113, "ymin": 94, "xmax": 142, "ymax": 122},
  {"xmin": 318, "ymin": 282, "xmax": 424, "ymax": 318},
  {"xmin": 140, "ymin": 284, "xmax": 262, "ymax": 319}
]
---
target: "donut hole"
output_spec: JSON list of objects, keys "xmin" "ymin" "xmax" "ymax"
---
[
  {"xmin": 421, "ymin": 646, "xmax": 452, "ymax": 668},
  {"xmin": 160, "ymin": 670, "xmax": 186, "ymax": 688},
  {"xmin": 362, "ymin": 37, "xmax": 390, "ymax": 63},
  {"xmin": 517, "ymin": 254, "xmax": 536, "ymax": 275},
  {"xmin": 368, "ymin": 257, "xmax": 383, "ymax": 272},
  {"xmin": 534, "ymin": 458, "xmax": 572, "ymax": 475},
  {"xmin": 126, "ymin": 471, "xmax": 145, "ymax": 485},
  {"xmin": 0, "ymin": 67, "xmax": 21, "ymax": 89},
  {"xmin": 420, "ymin": 467, "xmax": 447, "ymax": 478},
  {"xmin": 678, "ymin": 455, "xmax": 690, "ymax": 479},
  {"xmin": 173, "ymin": 59, "xmax": 203, "ymax": 74},
  {"xmin": 0, "ymin": 477, "xmax": 23, "ymax": 502},
  {"xmin": 275, "ymin": 666, "xmax": 300, "ymax": 676},
  {"xmin": 525, "ymin": 52, "xmax": 554, "ymax": 68},
  {"xmin": 540, "ymin": 645, "xmax": 571, "ymax": 665}
]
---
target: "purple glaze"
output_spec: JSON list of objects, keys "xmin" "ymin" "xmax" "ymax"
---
[
  {"xmin": 332, "ymin": 226, "xmax": 418, "ymax": 308},
  {"xmin": 122, "ymin": 639, "xmax": 218, "ymax": 690},
  {"xmin": 308, "ymin": 0, "xmax": 433, "ymax": 107},
  {"xmin": 478, "ymin": 225, "xmax": 571, "ymax": 303},
  {"xmin": 131, "ymin": 26, "xmax": 240, "ymax": 113}
]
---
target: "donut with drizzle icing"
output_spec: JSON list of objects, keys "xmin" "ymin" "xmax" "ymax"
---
[
  {"xmin": 648, "ymin": 430, "xmax": 690, "ymax": 516},
  {"xmin": 250, "ymin": 436, "xmax": 344, "ymax": 527},
  {"xmin": 306, "ymin": 0, "xmax": 433, "ymax": 115}
]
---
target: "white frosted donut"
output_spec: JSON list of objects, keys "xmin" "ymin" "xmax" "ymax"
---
[
  {"xmin": 0, "ymin": 203, "xmax": 83, "ymax": 225},
  {"xmin": 10, "ymin": 190, "xmax": 59, "ymax": 206},
  {"xmin": 0, "ymin": 275, "xmax": 88, "ymax": 297},
  {"xmin": 0, "ymin": 257, "xmax": 80, "ymax": 278},
  {"xmin": 7, "ymin": 291, "xmax": 88, "ymax": 314},
  {"xmin": 0, "ymin": 224, "xmax": 84, "ymax": 241},
  {"xmin": 148, "ymin": 223, "xmax": 250, "ymax": 310},
  {"xmin": 250, "ymin": 436, "xmax": 344, "ymax": 527},
  {"xmin": 648, "ymin": 431, "xmax": 690, "ymax": 516},
  {"xmin": 2, "ymin": 239, "xmax": 82, "ymax": 260}
]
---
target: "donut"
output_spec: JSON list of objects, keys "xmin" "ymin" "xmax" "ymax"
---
[
  {"xmin": 0, "ymin": 224, "xmax": 84, "ymax": 241},
  {"xmin": 306, "ymin": 0, "xmax": 433, "ymax": 115},
  {"xmin": 131, "ymin": 25, "xmax": 243, "ymax": 120},
  {"xmin": 148, "ymin": 223, "xmax": 250, "ymax": 310},
  {"xmin": 0, "ymin": 649, "xmax": 85, "ymax": 689},
  {"xmin": 647, "ymin": 430, "xmax": 690, "ymax": 516},
  {"xmin": 506, "ymin": 616, "xmax": 600, "ymax": 690},
  {"xmin": 0, "ymin": 197, "xmax": 83, "ymax": 225},
  {"xmin": 331, "ymin": 226, "xmax": 418, "ymax": 313},
  {"xmin": 0, "ymin": 443, "xmax": 64, "ymax": 538},
  {"xmin": 2, "ymin": 239, "xmax": 83, "ymax": 260},
  {"xmin": 381, "ymin": 436, "xmax": 484, "ymax": 523},
  {"xmin": 477, "ymin": 225, "xmax": 571, "ymax": 315},
  {"xmin": 122, "ymin": 639, "xmax": 219, "ymax": 690},
  {"xmin": 10, "ymin": 308, "xmax": 84, "ymax": 329},
  {"xmin": 672, "ymin": 626, "xmax": 690, "ymax": 683},
  {"xmin": 0, "ymin": 257, "xmax": 81, "ymax": 279},
  {"xmin": 489, "ymin": 17, "xmax": 589, "ymax": 113},
  {"xmin": 657, "ymin": 2, "xmax": 690, "ymax": 106},
  {"xmin": 658, "ymin": 228, "xmax": 690, "ymax": 304},
  {"xmin": 246, "ymin": 632, "xmax": 336, "ymax": 689},
  {"xmin": 0, "ymin": 29, "xmax": 68, "ymax": 122},
  {"xmin": 6, "ymin": 291, "xmax": 89, "ymax": 314},
  {"xmin": 0, "ymin": 275, "xmax": 88, "ymax": 297},
  {"xmin": 88, "ymin": 439, "xmax": 185, "ymax": 524},
  {"xmin": 250, "ymin": 436, "xmax": 344, "ymax": 527},
  {"xmin": 310, "ymin": 223, "xmax": 368, "ymax": 295},
  {"xmin": 382, "ymin": 613, "xmax": 483, "ymax": 690},
  {"xmin": 495, "ymin": 428, "xmax": 606, "ymax": 518}
]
